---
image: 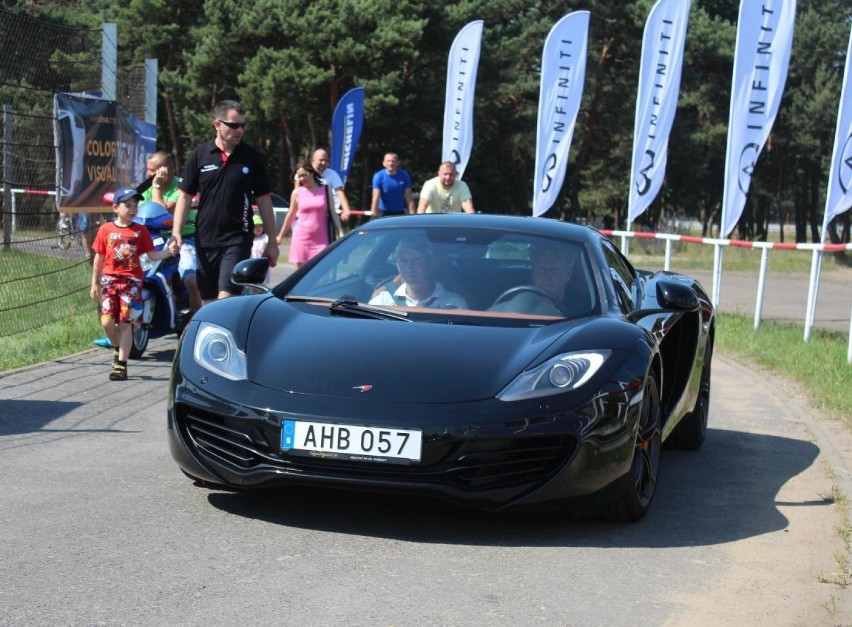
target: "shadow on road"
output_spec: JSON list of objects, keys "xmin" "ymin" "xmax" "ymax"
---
[
  {"xmin": 0, "ymin": 400, "xmax": 87, "ymax": 436},
  {"xmin": 202, "ymin": 426, "xmax": 821, "ymax": 548},
  {"xmin": 138, "ymin": 346, "xmax": 176, "ymax": 363},
  {"xmin": 0, "ymin": 399, "xmax": 142, "ymax": 436}
]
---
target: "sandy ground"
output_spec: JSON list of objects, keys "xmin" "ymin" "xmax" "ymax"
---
[{"xmin": 665, "ymin": 355, "xmax": 852, "ymax": 625}]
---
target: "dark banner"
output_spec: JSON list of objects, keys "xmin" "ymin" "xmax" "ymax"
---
[
  {"xmin": 330, "ymin": 87, "xmax": 365, "ymax": 183},
  {"xmin": 53, "ymin": 93, "xmax": 156, "ymax": 212}
]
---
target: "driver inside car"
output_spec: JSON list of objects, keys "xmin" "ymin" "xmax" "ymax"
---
[
  {"xmin": 369, "ymin": 236, "xmax": 468, "ymax": 309},
  {"xmin": 489, "ymin": 244, "xmax": 578, "ymax": 316}
]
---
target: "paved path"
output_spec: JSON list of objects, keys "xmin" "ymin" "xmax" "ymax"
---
[
  {"xmin": 1, "ymin": 342, "xmax": 851, "ymax": 623},
  {"xmin": 688, "ymin": 267, "xmax": 852, "ymax": 334}
]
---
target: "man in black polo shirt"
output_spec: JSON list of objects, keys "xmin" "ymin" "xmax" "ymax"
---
[{"xmin": 171, "ymin": 100, "xmax": 279, "ymax": 304}]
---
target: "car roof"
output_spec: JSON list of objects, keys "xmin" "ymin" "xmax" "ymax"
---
[{"xmin": 362, "ymin": 214, "xmax": 601, "ymax": 244}]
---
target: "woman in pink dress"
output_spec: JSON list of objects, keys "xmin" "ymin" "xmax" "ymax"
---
[{"xmin": 277, "ymin": 161, "xmax": 343, "ymax": 266}]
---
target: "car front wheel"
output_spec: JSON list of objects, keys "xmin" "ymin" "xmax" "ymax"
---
[{"xmin": 604, "ymin": 372, "xmax": 662, "ymax": 522}]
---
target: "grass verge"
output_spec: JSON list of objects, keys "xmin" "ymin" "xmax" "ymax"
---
[
  {"xmin": 0, "ymin": 312, "xmax": 102, "ymax": 373},
  {"xmin": 715, "ymin": 313, "xmax": 852, "ymax": 429}
]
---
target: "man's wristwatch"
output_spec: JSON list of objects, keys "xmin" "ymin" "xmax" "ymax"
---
[{"xmin": 152, "ymin": 183, "xmax": 161, "ymax": 189}]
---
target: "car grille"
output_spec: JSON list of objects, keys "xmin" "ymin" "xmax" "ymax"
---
[{"xmin": 179, "ymin": 406, "xmax": 576, "ymax": 492}]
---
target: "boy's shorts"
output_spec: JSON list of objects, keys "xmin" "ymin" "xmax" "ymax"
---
[
  {"xmin": 99, "ymin": 275, "xmax": 144, "ymax": 324},
  {"xmin": 178, "ymin": 238, "xmax": 198, "ymax": 280}
]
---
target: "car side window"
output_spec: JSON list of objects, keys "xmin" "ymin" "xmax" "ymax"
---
[{"xmin": 601, "ymin": 241, "xmax": 635, "ymax": 312}]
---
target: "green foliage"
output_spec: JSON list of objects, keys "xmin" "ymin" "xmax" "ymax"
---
[{"xmin": 10, "ymin": 0, "xmax": 852, "ymax": 231}]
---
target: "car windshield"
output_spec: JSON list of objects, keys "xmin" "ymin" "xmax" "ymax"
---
[{"xmin": 280, "ymin": 226, "xmax": 600, "ymax": 324}]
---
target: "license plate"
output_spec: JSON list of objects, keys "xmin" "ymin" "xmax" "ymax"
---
[{"xmin": 281, "ymin": 420, "xmax": 422, "ymax": 464}]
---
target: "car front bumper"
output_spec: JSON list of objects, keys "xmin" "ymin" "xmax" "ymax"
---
[{"xmin": 168, "ymin": 363, "xmax": 642, "ymax": 511}]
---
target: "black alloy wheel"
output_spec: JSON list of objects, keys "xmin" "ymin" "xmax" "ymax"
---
[{"xmin": 605, "ymin": 372, "xmax": 662, "ymax": 522}]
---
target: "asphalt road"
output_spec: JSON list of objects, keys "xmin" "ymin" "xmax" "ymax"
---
[{"xmin": 2, "ymin": 334, "xmax": 851, "ymax": 624}]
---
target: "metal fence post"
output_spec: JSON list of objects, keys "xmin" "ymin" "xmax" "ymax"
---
[
  {"xmin": 3, "ymin": 104, "xmax": 12, "ymax": 251},
  {"xmin": 145, "ymin": 58, "xmax": 158, "ymax": 126},
  {"xmin": 101, "ymin": 23, "xmax": 117, "ymax": 101}
]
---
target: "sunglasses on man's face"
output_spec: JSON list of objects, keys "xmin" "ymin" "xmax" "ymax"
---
[{"xmin": 218, "ymin": 120, "xmax": 246, "ymax": 129}]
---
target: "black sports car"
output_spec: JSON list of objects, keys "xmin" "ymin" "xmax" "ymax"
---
[{"xmin": 168, "ymin": 214, "xmax": 714, "ymax": 521}]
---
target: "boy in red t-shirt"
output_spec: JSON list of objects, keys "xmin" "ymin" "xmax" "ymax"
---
[{"xmin": 90, "ymin": 187, "xmax": 177, "ymax": 381}]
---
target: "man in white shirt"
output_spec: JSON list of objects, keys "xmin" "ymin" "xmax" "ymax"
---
[
  {"xmin": 369, "ymin": 236, "xmax": 468, "ymax": 309},
  {"xmin": 312, "ymin": 148, "xmax": 351, "ymax": 221},
  {"xmin": 417, "ymin": 161, "xmax": 475, "ymax": 214}
]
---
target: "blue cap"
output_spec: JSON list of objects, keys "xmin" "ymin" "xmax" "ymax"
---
[{"xmin": 113, "ymin": 186, "xmax": 143, "ymax": 204}]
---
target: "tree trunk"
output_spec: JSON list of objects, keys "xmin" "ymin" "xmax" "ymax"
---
[
  {"xmin": 793, "ymin": 175, "xmax": 807, "ymax": 243},
  {"xmin": 564, "ymin": 37, "xmax": 614, "ymax": 224},
  {"xmin": 163, "ymin": 93, "xmax": 182, "ymax": 172},
  {"xmin": 808, "ymin": 164, "xmax": 821, "ymax": 242},
  {"xmin": 755, "ymin": 194, "xmax": 768, "ymax": 241},
  {"xmin": 279, "ymin": 113, "xmax": 297, "ymax": 192}
]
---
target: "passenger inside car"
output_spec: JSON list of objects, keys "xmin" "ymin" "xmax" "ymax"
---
[{"xmin": 489, "ymin": 243, "xmax": 588, "ymax": 317}]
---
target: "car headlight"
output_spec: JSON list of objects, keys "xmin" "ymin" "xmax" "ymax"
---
[
  {"xmin": 193, "ymin": 322, "xmax": 247, "ymax": 381},
  {"xmin": 497, "ymin": 350, "xmax": 610, "ymax": 401}
]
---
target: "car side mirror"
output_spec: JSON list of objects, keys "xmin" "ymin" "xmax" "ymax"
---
[
  {"xmin": 656, "ymin": 280, "xmax": 699, "ymax": 312},
  {"xmin": 626, "ymin": 280, "xmax": 699, "ymax": 323},
  {"xmin": 232, "ymin": 258, "xmax": 270, "ymax": 292}
]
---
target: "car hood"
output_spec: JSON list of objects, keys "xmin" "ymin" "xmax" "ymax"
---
[{"xmin": 244, "ymin": 298, "xmax": 582, "ymax": 403}]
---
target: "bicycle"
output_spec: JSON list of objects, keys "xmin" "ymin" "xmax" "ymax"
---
[
  {"xmin": 56, "ymin": 212, "xmax": 80, "ymax": 249},
  {"xmin": 56, "ymin": 211, "xmax": 97, "ymax": 254}
]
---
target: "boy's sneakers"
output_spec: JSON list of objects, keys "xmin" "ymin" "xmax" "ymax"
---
[
  {"xmin": 93, "ymin": 336, "xmax": 112, "ymax": 348},
  {"xmin": 109, "ymin": 361, "xmax": 127, "ymax": 381}
]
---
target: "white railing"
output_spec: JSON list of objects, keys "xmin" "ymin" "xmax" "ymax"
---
[
  {"xmin": 604, "ymin": 229, "xmax": 852, "ymax": 363},
  {"xmin": 0, "ymin": 187, "xmax": 57, "ymax": 232}
]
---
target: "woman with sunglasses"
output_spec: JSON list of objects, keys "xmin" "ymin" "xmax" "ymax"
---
[{"xmin": 277, "ymin": 161, "xmax": 344, "ymax": 267}]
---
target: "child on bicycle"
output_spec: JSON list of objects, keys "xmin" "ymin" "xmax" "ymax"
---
[{"xmin": 89, "ymin": 187, "xmax": 177, "ymax": 381}]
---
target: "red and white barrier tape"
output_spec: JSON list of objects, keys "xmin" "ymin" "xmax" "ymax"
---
[{"xmin": 600, "ymin": 229, "xmax": 852, "ymax": 252}]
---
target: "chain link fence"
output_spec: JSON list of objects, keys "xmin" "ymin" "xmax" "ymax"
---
[{"xmin": 0, "ymin": 8, "xmax": 146, "ymax": 337}]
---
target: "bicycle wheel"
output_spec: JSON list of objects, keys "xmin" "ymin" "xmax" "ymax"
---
[{"xmin": 57, "ymin": 217, "xmax": 72, "ymax": 250}]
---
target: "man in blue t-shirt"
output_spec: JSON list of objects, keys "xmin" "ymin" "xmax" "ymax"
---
[{"xmin": 370, "ymin": 152, "xmax": 415, "ymax": 218}]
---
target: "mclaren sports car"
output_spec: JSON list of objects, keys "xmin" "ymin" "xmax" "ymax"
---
[{"xmin": 168, "ymin": 214, "xmax": 714, "ymax": 522}]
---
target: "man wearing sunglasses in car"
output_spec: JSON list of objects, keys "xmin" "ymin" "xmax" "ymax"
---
[{"xmin": 172, "ymin": 100, "xmax": 279, "ymax": 306}]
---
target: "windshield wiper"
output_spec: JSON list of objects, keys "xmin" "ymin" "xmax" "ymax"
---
[
  {"xmin": 329, "ymin": 297, "xmax": 411, "ymax": 321},
  {"xmin": 284, "ymin": 295, "xmax": 335, "ymax": 304}
]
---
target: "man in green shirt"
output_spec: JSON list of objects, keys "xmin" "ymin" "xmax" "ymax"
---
[{"xmin": 142, "ymin": 151, "xmax": 202, "ymax": 316}]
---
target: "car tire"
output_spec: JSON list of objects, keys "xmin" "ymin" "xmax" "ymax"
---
[
  {"xmin": 670, "ymin": 340, "xmax": 712, "ymax": 450},
  {"xmin": 130, "ymin": 322, "xmax": 149, "ymax": 359},
  {"xmin": 604, "ymin": 372, "xmax": 662, "ymax": 523}
]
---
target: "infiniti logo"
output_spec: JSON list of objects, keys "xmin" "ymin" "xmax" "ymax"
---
[
  {"xmin": 738, "ymin": 143, "xmax": 760, "ymax": 194},
  {"xmin": 839, "ymin": 132, "xmax": 852, "ymax": 194},
  {"xmin": 541, "ymin": 153, "xmax": 557, "ymax": 192}
]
